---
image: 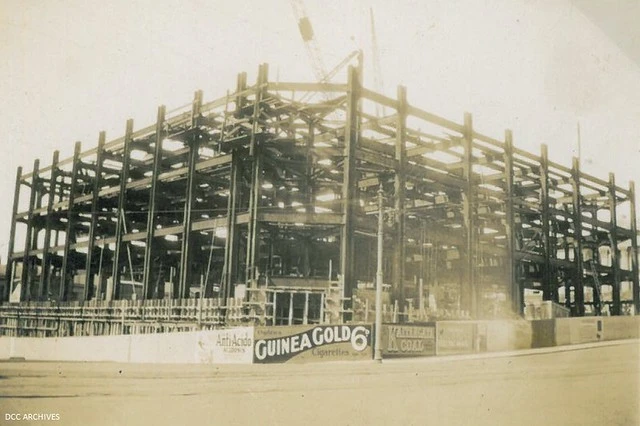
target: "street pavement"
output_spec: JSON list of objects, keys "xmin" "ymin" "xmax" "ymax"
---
[{"xmin": 1, "ymin": 340, "xmax": 638, "ymax": 426}]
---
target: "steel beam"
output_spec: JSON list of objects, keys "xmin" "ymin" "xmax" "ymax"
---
[
  {"xmin": 112, "ymin": 119, "xmax": 133, "ymax": 300},
  {"xmin": 84, "ymin": 132, "xmax": 105, "ymax": 301},
  {"xmin": 142, "ymin": 106, "xmax": 165, "ymax": 300}
]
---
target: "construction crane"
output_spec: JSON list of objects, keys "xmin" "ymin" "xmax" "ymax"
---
[
  {"xmin": 290, "ymin": 0, "xmax": 362, "ymax": 103},
  {"xmin": 299, "ymin": 49, "xmax": 362, "ymax": 103},
  {"xmin": 290, "ymin": 0, "xmax": 330, "ymax": 84},
  {"xmin": 369, "ymin": 7, "xmax": 386, "ymax": 117}
]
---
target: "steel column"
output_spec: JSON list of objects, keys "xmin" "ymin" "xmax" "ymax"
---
[
  {"xmin": 393, "ymin": 85, "xmax": 407, "ymax": 308},
  {"xmin": 112, "ymin": 119, "xmax": 133, "ymax": 300},
  {"xmin": 340, "ymin": 66, "xmax": 360, "ymax": 317},
  {"xmin": 504, "ymin": 130, "xmax": 519, "ymax": 314},
  {"xmin": 540, "ymin": 144, "xmax": 554, "ymax": 302},
  {"xmin": 630, "ymin": 181, "xmax": 639, "ymax": 314},
  {"xmin": 142, "ymin": 106, "xmax": 166, "ymax": 300},
  {"xmin": 609, "ymin": 173, "xmax": 621, "ymax": 315},
  {"xmin": 38, "ymin": 151, "xmax": 59, "ymax": 300},
  {"xmin": 84, "ymin": 132, "xmax": 105, "ymax": 301},
  {"xmin": 246, "ymin": 64, "xmax": 267, "ymax": 288},
  {"xmin": 571, "ymin": 157, "xmax": 585, "ymax": 316},
  {"xmin": 178, "ymin": 91, "xmax": 203, "ymax": 298},
  {"xmin": 461, "ymin": 113, "xmax": 476, "ymax": 317},
  {"xmin": 222, "ymin": 153, "xmax": 239, "ymax": 301},
  {"xmin": 234, "ymin": 72, "xmax": 247, "ymax": 119},
  {"xmin": 4, "ymin": 167, "xmax": 23, "ymax": 301},
  {"xmin": 20, "ymin": 159, "xmax": 39, "ymax": 301},
  {"xmin": 306, "ymin": 121, "xmax": 315, "ymax": 213},
  {"xmin": 60, "ymin": 142, "xmax": 82, "ymax": 301}
]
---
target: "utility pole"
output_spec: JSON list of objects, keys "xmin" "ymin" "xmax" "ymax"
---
[{"xmin": 374, "ymin": 184, "xmax": 384, "ymax": 363}]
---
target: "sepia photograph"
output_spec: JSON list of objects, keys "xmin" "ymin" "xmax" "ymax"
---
[{"xmin": 1, "ymin": 1, "xmax": 639, "ymax": 425}]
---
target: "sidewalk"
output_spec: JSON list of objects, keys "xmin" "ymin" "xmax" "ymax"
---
[{"xmin": 383, "ymin": 338, "xmax": 640, "ymax": 364}]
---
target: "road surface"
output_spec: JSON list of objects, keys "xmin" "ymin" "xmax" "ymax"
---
[{"xmin": 1, "ymin": 341, "xmax": 638, "ymax": 426}]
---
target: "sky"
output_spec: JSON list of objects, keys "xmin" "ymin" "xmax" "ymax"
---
[{"xmin": 1, "ymin": 0, "xmax": 639, "ymax": 258}]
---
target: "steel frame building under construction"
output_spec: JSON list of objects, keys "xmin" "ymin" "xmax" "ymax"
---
[{"xmin": 2, "ymin": 64, "xmax": 639, "ymax": 335}]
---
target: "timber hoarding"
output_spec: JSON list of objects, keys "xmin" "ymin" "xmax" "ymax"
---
[
  {"xmin": 253, "ymin": 324, "xmax": 373, "ymax": 363},
  {"xmin": 381, "ymin": 323, "xmax": 436, "ymax": 357}
]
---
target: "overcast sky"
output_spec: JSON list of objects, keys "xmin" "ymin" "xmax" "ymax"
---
[{"xmin": 1, "ymin": 0, "xmax": 639, "ymax": 257}]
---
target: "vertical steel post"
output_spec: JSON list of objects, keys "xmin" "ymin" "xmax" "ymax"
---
[
  {"xmin": 4, "ymin": 167, "xmax": 23, "ymax": 301},
  {"xmin": 540, "ymin": 144, "xmax": 554, "ymax": 302},
  {"xmin": 84, "ymin": 132, "xmax": 105, "ymax": 301},
  {"xmin": 630, "ymin": 181, "xmax": 639, "ymax": 314},
  {"xmin": 60, "ymin": 142, "xmax": 82, "ymax": 301},
  {"xmin": 142, "ymin": 106, "xmax": 166, "ymax": 300},
  {"xmin": 462, "ymin": 113, "xmax": 476, "ymax": 317},
  {"xmin": 394, "ymin": 85, "xmax": 407, "ymax": 309},
  {"xmin": 222, "ymin": 154, "xmax": 239, "ymax": 302},
  {"xmin": 178, "ymin": 91, "xmax": 203, "ymax": 298},
  {"xmin": 220, "ymin": 72, "xmax": 247, "ymax": 302},
  {"xmin": 246, "ymin": 64, "xmax": 267, "ymax": 289},
  {"xmin": 608, "ymin": 173, "xmax": 621, "ymax": 315},
  {"xmin": 340, "ymin": 66, "xmax": 359, "ymax": 320},
  {"xmin": 504, "ymin": 130, "xmax": 519, "ymax": 314},
  {"xmin": 571, "ymin": 157, "xmax": 585, "ymax": 316},
  {"xmin": 39, "ymin": 151, "xmax": 59, "ymax": 300},
  {"xmin": 20, "ymin": 159, "xmax": 39, "ymax": 301},
  {"xmin": 234, "ymin": 72, "xmax": 247, "ymax": 119},
  {"xmin": 112, "ymin": 119, "xmax": 133, "ymax": 300},
  {"xmin": 306, "ymin": 121, "xmax": 315, "ymax": 213}
]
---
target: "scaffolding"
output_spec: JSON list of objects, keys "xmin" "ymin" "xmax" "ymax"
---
[{"xmin": 2, "ymin": 64, "xmax": 639, "ymax": 330}]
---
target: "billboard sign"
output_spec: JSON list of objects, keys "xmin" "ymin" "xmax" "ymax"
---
[
  {"xmin": 196, "ymin": 327, "xmax": 254, "ymax": 364},
  {"xmin": 253, "ymin": 324, "xmax": 372, "ymax": 363},
  {"xmin": 436, "ymin": 322, "xmax": 477, "ymax": 355},
  {"xmin": 382, "ymin": 324, "xmax": 436, "ymax": 357}
]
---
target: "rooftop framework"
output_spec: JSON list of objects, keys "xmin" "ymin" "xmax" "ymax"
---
[{"xmin": 3, "ymin": 64, "xmax": 639, "ymax": 320}]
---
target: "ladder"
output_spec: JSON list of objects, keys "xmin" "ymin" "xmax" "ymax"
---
[{"xmin": 589, "ymin": 260, "xmax": 602, "ymax": 314}]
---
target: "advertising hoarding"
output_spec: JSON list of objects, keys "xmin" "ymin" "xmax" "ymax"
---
[
  {"xmin": 196, "ymin": 327, "xmax": 254, "ymax": 364},
  {"xmin": 381, "ymin": 323, "xmax": 436, "ymax": 357},
  {"xmin": 436, "ymin": 322, "xmax": 477, "ymax": 355},
  {"xmin": 253, "ymin": 324, "xmax": 372, "ymax": 363}
]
